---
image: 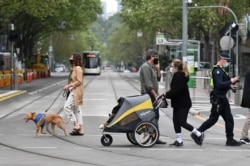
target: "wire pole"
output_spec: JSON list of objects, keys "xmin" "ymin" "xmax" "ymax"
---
[{"xmin": 182, "ymin": 0, "xmax": 188, "ymax": 62}]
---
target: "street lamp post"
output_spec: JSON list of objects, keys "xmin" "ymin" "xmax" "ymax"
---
[
  {"xmin": 9, "ymin": 23, "xmax": 17, "ymax": 90},
  {"xmin": 137, "ymin": 30, "xmax": 144, "ymax": 64},
  {"xmin": 182, "ymin": 0, "xmax": 188, "ymax": 62},
  {"xmin": 48, "ymin": 35, "xmax": 53, "ymax": 71},
  {"xmin": 187, "ymin": 5, "xmax": 239, "ymax": 76}
]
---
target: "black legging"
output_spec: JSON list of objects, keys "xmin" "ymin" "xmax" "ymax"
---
[
  {"xmin": 198, "ymin": 98, "xmax": 234, "ymax": 139},
  {"xmin": 173, "ymin": 107, "xmax": 194, "ymax": 133}
]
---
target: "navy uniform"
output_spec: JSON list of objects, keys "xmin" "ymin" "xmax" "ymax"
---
[{"xmin": 198, "ymin": 53, "xmax": 241, "ymax": 146}]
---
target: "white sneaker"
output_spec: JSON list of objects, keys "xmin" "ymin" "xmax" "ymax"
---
[
  {"xmin": 99, "ymin": 124, "xmax": 105, "ymax": 129},
  {"xmin": 240, "ymin": 138, "xmax": 250, "ymax": 144}
]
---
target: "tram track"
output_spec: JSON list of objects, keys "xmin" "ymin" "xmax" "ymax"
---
[
  {"xmin": 0, "ymin": 75, "xmax": 100, "ymax": 165},
  {"xmin": 0, "ymin": 73, "xmax": 173, "ymax": 166},
  {"xmin": 42, "ymin": 75, "xmax": 167, "ymax": 166},
  {"xmin": 49, "ymin": 73, "xmax": 167, "ymax": 164},
  {"xmin": 0, "ymin": 74, "xmax": 147, "ymax": 166},
  {"xmin": 47, "ymin": 73, "xmax": 171, "ymax": 164}
]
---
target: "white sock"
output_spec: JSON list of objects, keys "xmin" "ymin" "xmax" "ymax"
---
[
  {"xmin": 176, "ymin": 133, "xmax": 182, "ymax": 143},
  {"xmin": 192, "ymin": 128, "xmax": 201, "ymax": 137}
]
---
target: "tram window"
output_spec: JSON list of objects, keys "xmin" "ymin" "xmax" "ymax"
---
[{"xmin": 85, "ymin": 58, "xmax": 98, "ymax": 68}]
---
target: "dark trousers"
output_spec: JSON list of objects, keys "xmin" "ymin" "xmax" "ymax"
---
[
  {"xmin": 173, "ymin": 107, "xmax": 194, "ymax": 133},
  {"xmin": 198, "ymin": 98, "xmax": 234, "ymax": 139},
  {"xmin": 151, "ymin": 97, "xmax": 159, "ymax": 121}
]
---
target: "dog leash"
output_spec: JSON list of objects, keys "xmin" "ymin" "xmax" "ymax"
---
[{"xmin": 45, "ymin": 89, "xmax": 64, "ymax": 112}]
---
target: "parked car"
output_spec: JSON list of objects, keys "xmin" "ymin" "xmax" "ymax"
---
[
  {"xmin": 54, "ymin": 64, "xmax": 66, "ymax": 72},
  {"xmin": 200, "ymin": 62, "xmax": 210, "ymax": 69}
]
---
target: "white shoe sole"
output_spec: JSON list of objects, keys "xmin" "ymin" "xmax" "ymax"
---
[{"xmin": 240, "ymin": 140, "xmax": 250, "ymax": 144}]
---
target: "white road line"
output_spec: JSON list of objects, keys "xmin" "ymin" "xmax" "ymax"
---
[
  {"xmin": 74, "ymin": 147, "xmax": 92, "ymax": 150},
  {"xmin": 18, "ymin": 134, "xmax": 33, "ymax": 136},
  {"xmin": 148, "ymin": 149, "xmax": 204, "ymax": 151},
  {"xmin": 83, "ymin": 99, "xmax": 109, "ymax": 100},
  {"xmin": 99, "ymin": 148, "xmax": 130, "ymax": 151},
  {"xmin": 18, "ymin": 147, "xmax": 57, "ymax": 149},
  {"xmin": 28, "ymin": 80, "xmax": 66, "ymax": 95},
  {"xmin": 220, "ymin": 149, "xmax": 250, "ymax": 152}
]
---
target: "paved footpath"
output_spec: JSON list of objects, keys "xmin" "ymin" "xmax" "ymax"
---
[{"xmin": 0, "ymin": 72, "xmax": 68, "ymax": 102}]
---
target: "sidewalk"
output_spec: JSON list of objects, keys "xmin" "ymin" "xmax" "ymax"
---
[
  {"xmin": 0, "ymin": 90, "xmax": 27, "ymax": 102},
  {"xmin": 0, "ymin": 72, "xmax": 69, "ymax": 102}
]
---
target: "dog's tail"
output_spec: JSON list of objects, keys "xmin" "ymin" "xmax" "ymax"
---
[{"xmin": 59, "ymin": 116, "xmax": 69, "ymax": 124}]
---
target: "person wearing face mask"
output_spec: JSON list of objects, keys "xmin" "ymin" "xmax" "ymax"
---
[
  {"xmin": 63, "ymin": 53, "xmax": 84, "ymax": 136},
  {"xmin": 140, "ymin": 49, "xmax": 166, "ymax": 144},
  {"xmin": 196, "ymin": 53, "xmax": 241, "ymax": 146},
  {"xmin": 164, "ymin": 59, "xmax": 204, "ymax": 147}
]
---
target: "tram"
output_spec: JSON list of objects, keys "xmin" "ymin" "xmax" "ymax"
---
[{"xmin": 82, "ymin": 51, "xmax": 101, "ymax": 75}]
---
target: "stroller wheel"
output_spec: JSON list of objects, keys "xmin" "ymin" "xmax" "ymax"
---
[
  {"xmin": 126, "ymin": 132, "xmax": 138, "ymax": 145},
  {"xmin": 101, "ymin": 134, "xmax": 113, "ymax": 146},
  {"xmin": 133, "ymin": 121, "xmax": 159, "ymax": 148}
]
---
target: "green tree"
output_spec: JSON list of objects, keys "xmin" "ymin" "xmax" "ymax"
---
[
  {"xmin": 120, "ymin": 0, "xmax": 250, "ymax": 61},
  {"xmin": 0, "ymin": 0, "xmax": 102, "ymax": 61}
]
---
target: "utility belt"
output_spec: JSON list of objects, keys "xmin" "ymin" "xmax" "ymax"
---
[{"xmin": 210, "ymin": 90, "xmax": 226, "ymax": 105}]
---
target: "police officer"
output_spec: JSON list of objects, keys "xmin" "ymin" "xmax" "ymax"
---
[{"xmin": 197, "ymin": 53, "xmax": 241, "ymax": 146}]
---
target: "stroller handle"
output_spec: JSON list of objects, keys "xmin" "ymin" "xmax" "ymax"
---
[{"xmin": 153, "ymin": 93, "xmax": 167, "ymax": 109}]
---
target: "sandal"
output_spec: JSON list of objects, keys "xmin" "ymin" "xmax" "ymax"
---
[
  {"xmin": 73, "ymin": 127, "xmax": 81, "ymax": 132},
  {"xmin": 69, "ymin": 130, "xmax": 84, "ymax": 136}
]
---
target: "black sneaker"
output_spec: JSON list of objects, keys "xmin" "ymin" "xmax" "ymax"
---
[
  {"xmin": 199, "ymin": 132, "xmax": 205, "ymax": 145},
  {"xmin": 226, "ymin": 139, "xmax": 242, "ymax": 146},
  {"xmin": 191, "ymin": 132, "xmax": 204, "ymax": 146},
  {"xmin": 240, "ymin": 138, "xmax": 250, "ymax": 144},
  {"xmin": 169, "ymin": 141, "xmax": 183, "ymax": 147},
  {"xmin": 156, "ymin": 139, "xmax": 167, "ymax": 144}
]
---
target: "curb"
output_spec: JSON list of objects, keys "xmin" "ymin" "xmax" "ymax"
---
[{"xmin": 0, "ymin": 90, "xmax": 27, "ymax": 102}]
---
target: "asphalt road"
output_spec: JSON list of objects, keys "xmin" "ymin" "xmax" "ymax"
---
[{"xmin": 0, "ymin": 71, "xmax": 249, "ymax": 166}]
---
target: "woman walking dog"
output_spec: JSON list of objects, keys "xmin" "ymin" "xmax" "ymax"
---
[{"xmin": 63, "ymin": 53, "xmax": 84, "ymax": 136}]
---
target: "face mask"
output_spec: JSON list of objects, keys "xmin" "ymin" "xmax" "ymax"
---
[
  {"xmin": 170, "ymin": 67, "xmax": 174, "ymax": 73},
  {"xmin": 70, "ymin": 59, "xmax": 73, "ymax": 66},
  {"xmin": 223, "ymin": 62, "xmax": 230, "ymax": 68},
  {"xmin": 153, "ymin": 58, "xmax": 159, "ymax": 65}
]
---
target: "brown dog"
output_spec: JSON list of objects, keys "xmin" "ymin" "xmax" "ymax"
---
[{"xmin": 24, "ymin": 112, "xmax": 68, "ymax": 138}]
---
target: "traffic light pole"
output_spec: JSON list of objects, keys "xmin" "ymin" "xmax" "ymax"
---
[
  {"xmin": 48, "ymin": 35, "xmax": 53, "ymax": 71},
  {"xmin": 10, "ymin": 24, "xmax": 17, "ymax": 90},
  {"xmin": 182, "ymin": 0, "xmax": 188, "ymax": 62}
]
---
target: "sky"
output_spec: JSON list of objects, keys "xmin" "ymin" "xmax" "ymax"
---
[{"xmin": 101, "ymin": 0, "xmax": 118, "ymax": 14}]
